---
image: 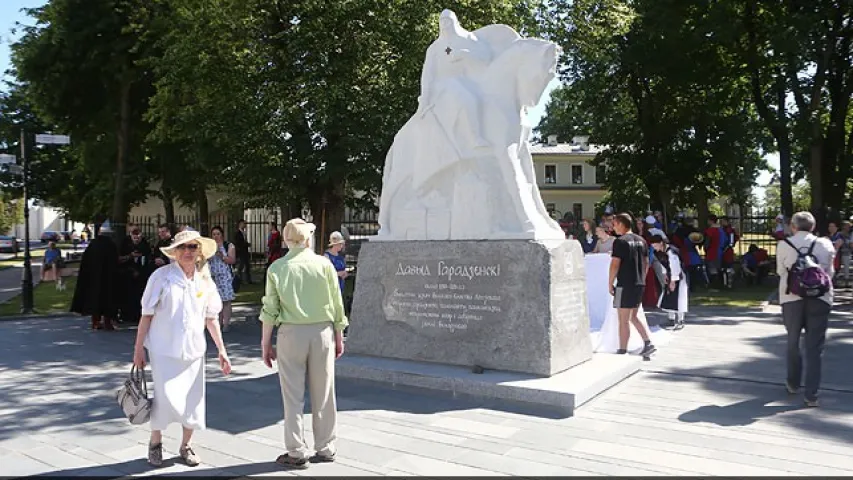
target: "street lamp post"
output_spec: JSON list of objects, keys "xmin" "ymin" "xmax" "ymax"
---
[
  {"xmin": 20, "ymin": 129, "xmax": 34, "ymax": 314},
  {"xmin": 17, "ymin": 131, "xmax": 71, "ymax": 314}
]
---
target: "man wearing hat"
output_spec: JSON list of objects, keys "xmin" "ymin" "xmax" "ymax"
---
[{"xmin": 260, "ymin": 218, "xmax": 349, "ymax": 469}]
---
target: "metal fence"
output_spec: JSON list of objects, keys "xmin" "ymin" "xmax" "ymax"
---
[
  {"xmin": 127, "ymin": 206, "xmax": 381, "ymax": 268},
  {"xmin": 554, "ymin": 209, "xmax": 783, "ymax": 258},
  {"xmin": 129, "ymin": 210, "xmax": 278, "ymax": 268}
]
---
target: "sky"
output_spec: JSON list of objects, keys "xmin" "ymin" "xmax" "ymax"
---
[
  {"xmin": 0, "ymin": 0, "xmax": 43, "ymax": 88},
  {"xmin": 0, "ymin": 0, "xmax": 774, "ymax": 194}
]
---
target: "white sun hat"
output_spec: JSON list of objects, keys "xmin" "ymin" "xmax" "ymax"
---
[
  {"xmin": 328, "ymin": 231, "xmax": 345, "ymax": 247},
  {"xmin": 160, "ymin": 229, "xmax": 217, "ymax": 260}
]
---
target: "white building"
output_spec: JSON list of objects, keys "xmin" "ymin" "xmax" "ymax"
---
[
  {"xmin": 529, "ymin": 135, "xmax": 607, "ymax": 221},
  {"xmin": 9, "ymin": 203, "xmax": 86, "ymax": 240}
]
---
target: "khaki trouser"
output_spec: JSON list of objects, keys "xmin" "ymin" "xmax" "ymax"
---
[{"xmin": 276, "ymin": 322, "xmax": 338, "ymax": 460}]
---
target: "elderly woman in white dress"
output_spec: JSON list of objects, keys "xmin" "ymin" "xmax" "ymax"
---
[{"xmin": 132, "ymin": 229, "xmax": 232, "ymax": 468}]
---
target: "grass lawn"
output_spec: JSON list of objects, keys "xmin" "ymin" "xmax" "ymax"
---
[
  {"xmin": 0, "ymin": 248, "xmax": 47, "ymax": 269},
  {"xmin": 233, "ymin": 276, "xmax": 265, "ymax": 305},
  {"xmin": 690, "ymin": 282, "xmax": 776, "ymax": 308},
  {"xmin": 0, "ymin": 277, "xmax": 77, "ymax": 316}
]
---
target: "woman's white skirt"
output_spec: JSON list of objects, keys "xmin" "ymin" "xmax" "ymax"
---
[{"xmin": 149, "ymin": 354, "xmax": 206, "ymax": 431}]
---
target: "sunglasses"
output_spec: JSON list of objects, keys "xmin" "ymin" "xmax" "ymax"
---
[{"xmin": 175, "ymin": 244, "xmax": 200, "ymax": 251}]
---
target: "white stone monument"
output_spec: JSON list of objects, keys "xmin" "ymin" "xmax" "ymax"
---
[
  {"xmin": 341, "ymin": 12, "xmax": 637, "ymax": 415},
  {"xmin": 375, "ymin": 9, "xmax": 566, "ymax": 241}
]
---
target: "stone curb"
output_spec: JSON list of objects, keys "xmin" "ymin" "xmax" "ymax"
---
[{"xmin": 0, "ymin": 312, "xmax": 77, "ymax": 322}]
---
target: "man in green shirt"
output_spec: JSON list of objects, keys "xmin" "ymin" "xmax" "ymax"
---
[{"xmin": 260, "ymin": 218, "xmax": 348, "ymax": 469}]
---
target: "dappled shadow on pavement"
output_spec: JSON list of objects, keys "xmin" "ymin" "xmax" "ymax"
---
[
  {"xmin": 646, "ymin": 300, "xmax": 853, "ymax": 446},
  {"xmin": 0, "ymin": 316, "xmax": 561, "ymax": 444},
  {"xmin": 679, "ymin": 397, "xmax": 802, "ymax": 427},
  {"xmin": 26, "ymin": 458, "xmax": 292, "ymax": 478}
]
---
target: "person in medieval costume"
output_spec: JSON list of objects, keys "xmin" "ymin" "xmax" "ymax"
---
[
  {"xmin": 117, "ymin": 225, "xmax": 154, "ymax": 324},
  {"xmin": 650, "ymin": 235, "xmax": 689, "ymax": 328},
  {"xmin": 71, "ymin": 220, "xmax": 120, "ymax": 330}
]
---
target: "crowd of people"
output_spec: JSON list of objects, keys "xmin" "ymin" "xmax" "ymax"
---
[
  {"xmin": 59, "ymin": 208, "xmax": 845, "ymax": 469},
  {"xmin": 69, "ymin": 219, "xmax": 351, "ymax": 332},
  {"xmin": 575, "ymin": 209, "xmax": 852, "ymax": 297},
  {"xmin": 577, "ymin": 208, "xmax": 842, "ymax": 407},
  {"xmin": 577, "ymin": 211, "xmax": 696, "ymax": 329}
]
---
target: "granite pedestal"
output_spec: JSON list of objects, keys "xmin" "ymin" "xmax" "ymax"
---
[
  {"xmin": 341, "ymin": 239, "xmax": 639, "ymax": 415},
  {"xmin": 346, "ymin": 239, "xmax": 592, "ymax": 377}
]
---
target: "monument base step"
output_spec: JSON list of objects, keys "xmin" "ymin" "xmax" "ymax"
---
[{"xmin": 335, "ymin": 352, "xmax": 641, "ymax": 418}]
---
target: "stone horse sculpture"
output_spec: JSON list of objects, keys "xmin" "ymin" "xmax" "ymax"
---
[{"xmin": 376, "ymin": 12, "xmax": 565, "ymax": 241}]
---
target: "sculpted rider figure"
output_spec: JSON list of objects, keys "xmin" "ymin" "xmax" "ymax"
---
[{"xmin": 417, "ymin": 9, "xmax": 491, "ymax": 150}]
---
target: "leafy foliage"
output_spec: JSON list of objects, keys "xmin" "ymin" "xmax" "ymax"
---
[
  {"xmin": 144, "ymin": 0, "xmax": 543, "ymax": 233},
  {"xmin": 538, "ymin": 0, "xmax": 768, "ymax": 222},
  {"xmin": 538, "ymin": 0, "xmax": 851, "ymax": 222},
  {"xmin": 9, "ymin": 0, "xmax": 157, "ymax": 229}
]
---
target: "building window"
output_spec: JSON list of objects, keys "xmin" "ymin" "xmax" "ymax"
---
[
  {"xmin": 595, "ymin": 164, "xmax": 606, "ymax": 184},
  {"xmin": 571, "ymin": 165, "xmax": 583, "ymax": 184},
  {"xmin": 573, "ymin": 203, "xmax": 583, "ymax": 222},
  {"xmin": 546, "ymin": 203, "xmax": 556, "ymax": 218},
  {"xmin": 544, "ymin": 164, "xmax": 557, "ymax": 184}
]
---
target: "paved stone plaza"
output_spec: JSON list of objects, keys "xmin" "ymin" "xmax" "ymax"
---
[{"xmin": 1, "ymin": 298, "xmax": 852, "ymax": 477}]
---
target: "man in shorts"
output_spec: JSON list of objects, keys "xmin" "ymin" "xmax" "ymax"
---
[{"xmin": 609, "ymin": 213, "xmax": 656, "ymax": 357}]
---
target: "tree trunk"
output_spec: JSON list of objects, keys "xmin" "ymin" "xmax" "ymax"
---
[
  {"xmin": 658, "ymin": 185, "xmax": 673, "ymax": 229},
  {"xmin": 161, "ymin": 185, "xmax": 175, "ymax": 227},
  {"xmin": 308, "ymin": 186, "xmax": 345, "ymax": 254},
  {"xmin": 196, "ymin": 188, "xmax": 210, "ymax": 236},
  {"xmin": 778, "ymin": 136, "xmax": 794, "ymax": 218},
  {"xmin": 111, "ymin": 79, "xmax": 132, "ymax": 243},
  {"xmin": 695, "ymin": 189, "xmax": 710, "ymax": 228},
  {"xmin": 279, "ymin": 199, "xmax": 304, "ymax": 221},
  {"xmin": 774, "ymin": 74, "xmax": 794, "ymax": 218}
]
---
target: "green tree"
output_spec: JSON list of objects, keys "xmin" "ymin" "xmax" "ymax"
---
[
  {"xmin": 10, "ymin": 0, "xmax": 159, "ymax": 234},
  {"xmin": 0, "ymin": 193, "xmax": 24, "ymax": 235},
  {"xmin": 539, "ymin": 0, "xmax": 767, "ymax": 225},
  {"xmin": 763, "ymin": 178, "xmax": 811, "ymax": 214},
  {"xmin": 728, "ymin": 0, "xmax": 852, "ymax": 223},
  {"xmin": 146, "ymin": 0, "xmax": 544, "ymax": 242},
  {"xmin": 0, "ymin": 86, "xmax": 108, "ymax": 222}
]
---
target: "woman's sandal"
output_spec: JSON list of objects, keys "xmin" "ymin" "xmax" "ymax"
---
[
  {"xmin": 180, "ymin": 445, "xmax": 201, "ymax": 467},
  {"xmin": 276, "ymin": 453, "xmax": 308, "ymax": 469},
  {"xmin": 148, "ymin": 443, "xmax": 163, "ymax": 467}
]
